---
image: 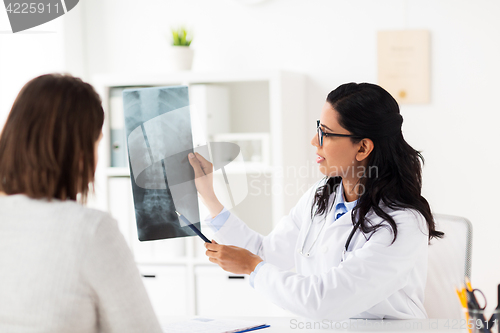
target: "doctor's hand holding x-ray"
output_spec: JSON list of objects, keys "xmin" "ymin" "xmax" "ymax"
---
[
  {"xmin": 188, "ymin": 83, "xmax": 444, "ymax": 321},
  {"xmin": 188, "ymin": 151, "xmax": 263, "ymax": 275}
]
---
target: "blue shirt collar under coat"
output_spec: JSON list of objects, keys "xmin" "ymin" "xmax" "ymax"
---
[{"xmin": 333, "ymin": 179, "xmax": 358, "ymax": 221}]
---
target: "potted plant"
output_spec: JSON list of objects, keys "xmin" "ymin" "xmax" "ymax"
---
[{"xmin": 168, "ymin": 26, "xmax": 194, "ymax": 71}]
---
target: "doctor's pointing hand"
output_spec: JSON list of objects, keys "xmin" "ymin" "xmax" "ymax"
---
[{"xmin": 188, "ymin": 82, "xmax": 444, "ymax": 321}]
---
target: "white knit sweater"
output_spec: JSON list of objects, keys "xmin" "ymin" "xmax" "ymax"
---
[{"xmin": 0, "ymin": 194, "xmax": 163, "ymax": 333}]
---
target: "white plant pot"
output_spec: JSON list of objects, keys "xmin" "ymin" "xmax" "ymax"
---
[{"xmin": 168, "ymin": 46, "xmax": 194, "ymax": 71}]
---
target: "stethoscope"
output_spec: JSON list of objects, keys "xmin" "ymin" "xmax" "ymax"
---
[
  {"xmin": 341, "ymin": 220, "xmax": 361, "ymax": 262},
  {"xmin": 299, "ymin": 210, "xmax": 361, "ymax": 262}
]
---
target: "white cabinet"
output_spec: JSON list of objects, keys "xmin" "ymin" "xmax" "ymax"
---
[
  {"xmin": 91, "ymin": 70, "xmax": 306, "ymax": 317},
  {"xmin": 189, "ymin": 84, "xmax": 230, "ymax": 137},
  {"xmin": 138, "ymin": 265, "xmax": 188, "ymax": 317},
  {"xmin": 195, "ymin": 266, "xmax": 291, "ymax": 317}
]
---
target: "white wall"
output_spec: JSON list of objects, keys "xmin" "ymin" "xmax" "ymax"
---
[
  {"xmin": 0, "ymin": 11, "xmax": 65, "ymax": 126},
  {"xmin": 0, "ymin": 4, "xmax": 86, "ymax": 124},
  {"xmin": 1, "ymin": 0, "xmax": 499, "ymax": 314}
]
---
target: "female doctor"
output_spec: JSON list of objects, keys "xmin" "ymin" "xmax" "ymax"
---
[{"xmin": 188, "ymin": 82, "xmax": 443, "ymax": 321}]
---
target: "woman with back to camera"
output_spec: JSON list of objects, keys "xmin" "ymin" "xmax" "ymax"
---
[
  {"xmin": 189, "ymin": 82, "xmax": 443, "ymax": 320},
  {"xmin": 0, "ymin": 74, "xmax": 163, "ymax": 333}
]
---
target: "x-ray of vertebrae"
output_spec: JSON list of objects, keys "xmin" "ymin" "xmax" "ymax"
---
[{"xmin": 123, "ymin": 86, "xmax": 199, "ymax": 241}]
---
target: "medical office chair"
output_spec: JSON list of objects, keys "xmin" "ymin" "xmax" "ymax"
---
[{"xmin": 423, "ymin": 214, "xmax": 473, "ymax": 319}]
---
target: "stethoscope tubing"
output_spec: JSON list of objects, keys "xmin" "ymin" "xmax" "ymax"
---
[
  {"xmin": 300, "ymin": 211, "xmax": 360, "ymax": 261},
  {"xmin": 341, "ymin": 220, "xmax": 361, "ymax": 262},
  {"xmin": 300, "ymin": 179, "xmax": 361, "ymax": 260}
]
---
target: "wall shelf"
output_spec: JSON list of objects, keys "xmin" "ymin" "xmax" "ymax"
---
[
  {"xmin": 105, "ymin": 167, "xmax": 130, "ymax": 177},
  {"xmin": 105, "ymin": 165, "xmax": 275, "ymax": 177},
  {"xmin": 91, "ymin": 70, "xmax": 306, "ymax": 317}
]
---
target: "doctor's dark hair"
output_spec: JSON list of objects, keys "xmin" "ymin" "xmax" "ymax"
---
[
  {"xmin": 0, "ymin": 74, "xmax": 104, "ymax": 202},
  {"xmin": 312, "ymin": 82, "xmax": 443, "ymax": 243}
]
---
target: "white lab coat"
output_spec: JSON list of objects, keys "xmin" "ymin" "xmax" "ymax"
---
[{"xmin": 209, "ymin": 178, "xmax": 429, "ymax": 321}]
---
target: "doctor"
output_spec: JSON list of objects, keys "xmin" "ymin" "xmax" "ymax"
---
[{"xmin": 188, "ymin": 82, "xmax": 443, "ymax": 321}]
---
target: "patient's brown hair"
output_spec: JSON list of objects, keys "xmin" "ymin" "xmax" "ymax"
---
[{"xmin": 0, "ymin": 74, "xmax": 104, "ymax": 202}]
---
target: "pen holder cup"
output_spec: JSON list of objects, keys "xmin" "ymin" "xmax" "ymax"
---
[
  {"xmin": 490, "ymin": 309, "xmax": 500, "ymax": 333},
  {"xmin": 468, "ymin": 309, "xmax": 499, "ymax": 333}
]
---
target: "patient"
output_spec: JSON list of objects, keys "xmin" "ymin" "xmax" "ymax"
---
[{"xmin": 0, "ymin": 74, "xmax": 163, "ymax": 333}]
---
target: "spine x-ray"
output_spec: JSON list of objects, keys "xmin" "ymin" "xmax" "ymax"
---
[{"xmin": 123, "ymin": 86, "xmax": 200, "ymax": 241}]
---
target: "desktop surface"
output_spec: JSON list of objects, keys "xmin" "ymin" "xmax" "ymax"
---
[{"xmin": 159, "ymin": 317, "xmax": 469, "ymax": 333}]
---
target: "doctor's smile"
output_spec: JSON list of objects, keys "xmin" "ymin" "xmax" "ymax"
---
[{"xmin": 189, "ymin": 82, "xmax": 444, "ymax": 321}]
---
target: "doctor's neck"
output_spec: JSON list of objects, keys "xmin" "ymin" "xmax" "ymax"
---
[{"xmin": 341, "ymin": 177, "xmax": 363, "ymax": 202}]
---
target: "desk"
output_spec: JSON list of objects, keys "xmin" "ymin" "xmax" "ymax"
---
[{"xmin": 159, "ymin": 317, "xmax": 469, "ymax": 333}]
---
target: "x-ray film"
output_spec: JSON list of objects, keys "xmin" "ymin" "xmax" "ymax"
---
[{"xmin": 123, "ymin": 86, "xmax": 200, "ymax": 241}]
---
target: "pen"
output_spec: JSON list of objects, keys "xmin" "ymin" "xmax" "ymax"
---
[
  {"xmin": 175, "ymin": 211, "xmax": 212, "ymax": 243},
  {"xmin": 465, "ymin": 277, "xmax": 473, "ymax": 292},
  {"xmin": 456, "ymin": 286, "xmax": 471, "ymax": 333}
]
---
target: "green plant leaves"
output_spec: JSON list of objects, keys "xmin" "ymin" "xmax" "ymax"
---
[{"xmin": 171, "ymin": 26, "xmax": 192, "ymax": 46}]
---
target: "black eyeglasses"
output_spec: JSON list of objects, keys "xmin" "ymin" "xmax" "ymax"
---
[{"xmin": 316, "ymin": 120, "xmax": 361, "ymax": 146}]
